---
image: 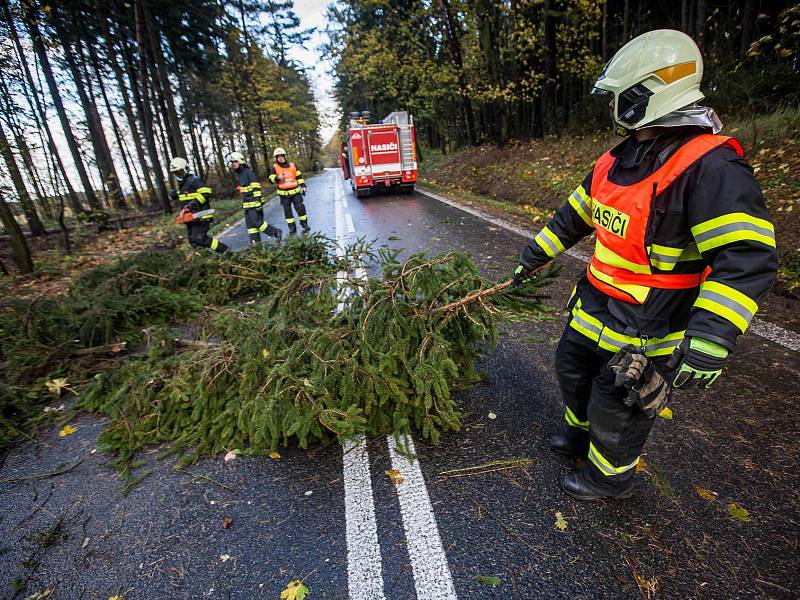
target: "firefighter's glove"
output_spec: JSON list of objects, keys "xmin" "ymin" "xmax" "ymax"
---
[
  {"xmin": 301, "ymin": 185, "xmax": 307, "ymax": 194},
  {"xmin": 608, "ymin": 346, "xmax": 669, "ymax": 419},
  {"xmin": 169, "ymin": 190, "xmax": 178, "ymax": 202},
  {"xmin": 666, "ymin": 337, "xmax": 728, "ymax": 389},
  {"xmin": 512, "ymin": 264, "xmax": 532, "ymax": 288}
]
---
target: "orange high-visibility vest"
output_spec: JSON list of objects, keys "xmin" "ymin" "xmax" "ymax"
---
[
  {"xmin": 273, "ymin": 162, "xmax": 299, "ymax": 189},
  {"xmin": 586, "ymin": 134, "xmax": 744, "ymax": 304}
]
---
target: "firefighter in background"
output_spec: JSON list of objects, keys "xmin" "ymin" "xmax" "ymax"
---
[
  {"xmin": 169, "ymin": 157, "xmax": 228, "ymax": 254},
  {"xmin": 227, "ymin": 151, "xmax": 282, "ymax": 245},
  {"xmin": 269, "ymin": 147, "xmax": 309, "ymax": 234},
  {"xmin": 512, "ymin": 30, "xmax": 778, "ymax": 500}
]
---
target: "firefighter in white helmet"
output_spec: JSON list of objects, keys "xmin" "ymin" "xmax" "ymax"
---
[
  {"xmin": 169, "ymin": 157, "xmax": 228, "ymax": 253},
  {"xmin": 227, "ymin": 151, "xmax": 282, "ymax": 245},
  {"xmin": 269, "ymin": 147, "xmax": 309, "ymax": 234},
  {"xmin": 511, "ymin": 30, "xmax": 777, "ymax": 500}
]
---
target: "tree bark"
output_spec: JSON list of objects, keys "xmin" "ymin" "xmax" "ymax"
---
[
  {"xmin": 440, "ymin": 0, "xmax": 477, "ymax": 146},
  {"xmin": 739, "ymin": 0, "xmax": 756, "ymax": 59},
  {"xmin": 695, "ymin": 0, "xmax": 706, "ymax": 47},
  {"xmin": 0, "ymin": 190, "xmax": 34, "ymax": 273},
  {"xmin": 0, "ymin": 118, "xmax": 46, "ymax": 235},
  {"xmin": 22, "ymin": 0, "xmax": 101, "ymax": 211},
  {"xmin": 541, "ymin": 0, "xmax": 558, "ymax": 136},
  {"xmin": 141, "ymin": 0, "xmax": 186, "ymax": 158},
  {"xmin": 59, "ymin": 34, "xmax": 126, "ymax": 210},
  {"xmin": 134, "ymin": 0, "xmax": 171, "ymax": 214},
  {"xmin": 104, "ymin": 19, "xmax": 155, "ymax": 198}
]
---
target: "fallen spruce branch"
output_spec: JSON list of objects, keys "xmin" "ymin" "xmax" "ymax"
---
[{"xmin": 0, "ymin": 455, "xmax": 88, "ymax": 484}]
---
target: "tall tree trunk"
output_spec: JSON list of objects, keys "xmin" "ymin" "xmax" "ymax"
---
[
  {"xmin": 602, "ymin": 0, "xmax": 609, "ymax": 59},
  {"xmin": 695, "ymin": 0, "xmax": 706, "ymax": 47},
  {"xmin": 141, "ymin": 0, "xmax": 186, "ymax": 158},
  {"xmin": 87, "ymin": 43, "xmax": 143, "ymax": 208},
  {"xmin": 5, "ymin": 2, "xmax": 84, "ymax": 214},
  {"xmin": 208, "ymin": 118, "xmax": 228, "ymax": 182},
  {"xmin": 0, "ymin": 69, "xmax": 51, "ymax": 220},
  {"xmin": 739, "ymin": 0, "xmax": 756, "ymax": 59},
  {"xmin": 440, "ymin": 0, "xmax": 477, "ymax": 146},
  {"xmin": 541, "ymin": 0, "xmax": 558, "ymax": 136},
  {"xmin": 135, "ymin": 0, "xmax": 171, "ymax": 214},
  {"xmin": 0, "ymin": 119, "xmax": 46, "ymax": 235},
  {"xmin": 104, "ymin": 20, "xmax": 155, "ymax": 197},
  {"xmin": 22, "ymin": 0, "xmax": 101, "ymax": 210},
  {"xmin": 59, "ymin": 34, "xmax": 125, "ymax": 210},
  {"xmin": 0, "ymin": 190, "xmax": 34, "ymax": 273},
  {"xmin": 623, "ymin": 0, "xmax": 631, "ymax": 40}
]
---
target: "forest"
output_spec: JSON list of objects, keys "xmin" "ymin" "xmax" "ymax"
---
[
  {"xmin": 326, "ymin": 0, "xmax": 800, "ymax": 149},
  {"xmin": 0, "ymin": 0, "xmax": 320, "ymax": 274}
]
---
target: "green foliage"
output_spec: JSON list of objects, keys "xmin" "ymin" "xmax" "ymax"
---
[{"xmin": 75, "ymin": 245, "xmax": 552, "ymax": 468}]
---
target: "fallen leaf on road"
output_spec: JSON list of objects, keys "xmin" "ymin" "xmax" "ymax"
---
[
  {"xmin": 555, "ymin": 511, "xmax": 568, "ymax": 531},
  {"xmin": 222, "ymin": 517, "xmax": 233, "ymax": 529},
  {"xmin": 223, "ymin": 450, "xmax": 239, "ymax": 462},
  {"xmin": 636, "ymin": 456, "xmax": 647, "ymax": 473},
  {"xmin": 58, "ymin": 424, "xmax": 77, "ymax": 437},
  {"xmin": 25, "ymin": 589, "xmax": 54, "ymax": 600},
  {"xmin": 574, "ymin": 457, "xmax": 587, "ymax": 469},
  {"xmin": 280, "ymin": 579, "xmax": 309, "ymax": 600},
  {"xmin": 304, "ymin": 490, "xmax": 313, "ymax": 496},
  {"xmin": 487, "ymin": 411, "xmax": 497, "ymax": 420},
  {"xmin": 658, "ymin": 407, "xmax": 673, "ymax": 420},
  {"xmin": 727, "ymin": 503, "xmax": 751, "ymax": 523},
  {"xmin": 385, "ymin": 469, "xmax": 405, "ymax": 485},
  {"xmin": 220, "ymin": 554, "xmax": 232, "ymax": 562},
  {"xmin": 474, "ymin": 574, "xmax": 502, "ymax": 586},
  {"xmin": 45, "ymin": 377, "xmax": 75, "ymax": 396},
  {"xmin": 268, "ymin": 451, "xmax": 281, "ymax": 459},
  {"xmin": 694, "ymin": 486, "xmax": 717, "ymax": 502},
  {"xmin": 109, "ymin": 596, "xmax": 123, "ymax": 600}
]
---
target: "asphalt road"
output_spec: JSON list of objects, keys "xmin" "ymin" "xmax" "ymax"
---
[{"xmin": 1, "ymin": 169, "xmax": 798, "ymax": 599}]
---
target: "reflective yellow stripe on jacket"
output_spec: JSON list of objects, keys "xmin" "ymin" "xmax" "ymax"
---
[
  {"xmin": 691, "ymin": 212, "xmax": 776, "ymax": 253},
  {"xmin": 693, "ymin": 280, "xmax": 758, "ymax": 333}
]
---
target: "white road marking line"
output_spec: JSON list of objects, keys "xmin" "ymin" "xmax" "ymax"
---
[
  {"xmin": 387, "ymin": 434, "xmax": 458, "ymax": 600},
  {"xmin": 346, "ymin": 212, "xmax": 356, "ymax": 234},
  {"xmin": 335, "ymin": 172, "xmax": 387, "ymax": 600},
  {"xmin": 342, "ymin": 439, "xmax": 386, "ymax": 600},
  {"xmin": 417, "ymin": 186, "xmax": 800, "ymax": 354}
]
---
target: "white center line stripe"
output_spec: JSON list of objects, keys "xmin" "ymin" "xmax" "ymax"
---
[
  {"xmin": 417, "ymin": 186, "xmax": 800, "ymax": 354},
  {"xmin": 335, "ymin": 172, "xmax": 387, "ymax": 600},
  {"xmin": 387, "ymin": 434, "xmax": 457, "ymax": 600}
]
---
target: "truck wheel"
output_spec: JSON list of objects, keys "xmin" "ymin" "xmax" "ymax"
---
[
  {"xmin": 399, "ymin": 185, "xmax": 415, "ymax": 194},
  {"xmin": 356, "ymin": 188, "xmax": 371, "ymax": 198}
]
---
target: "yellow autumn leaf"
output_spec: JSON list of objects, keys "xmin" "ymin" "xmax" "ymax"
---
[
  {"xmin": 45, "ymin": 377, "xmax": 76, "ymax": 396},
  {"xmin": 635, "ymin": 455, "xmax": 647, "ymax": 473},
  {"xmin": 658, "ymin": 406, "xmax": 673, "ymax": 420},
  {"xmin": 58, "ymin": 424, "xmax": 77, "ymax": 437},
  {"xmin": 109, "ymin": 595, "xmax": 123, "ymax": 600},
  {"xmin": 385, "ymin": 469, "xmax": 405, "ymax": 485},
  {"xmin": 554, "ymin": 511, "xmax": 568, "ymax": 531},
  {"xmin": 727, "ymin": 502, "xmax": 751, "ymax": 523},
  {"xmin": 694, "ymin": 485, "xmax": 717, "ymax": 502},
  {"xmin": 262, "ymin": 348, "xmax": 270, "ymax": 360},
  {"xmin": 280, "ymin": 579, "xmax": 309, "ymax": 600},
  {"xmin": 268, "ymin": 451, "xmax": 281, "ymax": 459}
]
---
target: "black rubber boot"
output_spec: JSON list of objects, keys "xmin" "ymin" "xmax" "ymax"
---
[
  {"xmin": 549, "ymin": 429, "xmax": 589, "ymax": 457},
  {"xmin": 561, "ymin": 471, "xmax": 633, "ymax": 501}
]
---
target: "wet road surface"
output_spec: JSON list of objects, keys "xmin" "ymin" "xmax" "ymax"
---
[{"xmin": 1, "ymin": 169, "xmax": 798, "ymax": 599}]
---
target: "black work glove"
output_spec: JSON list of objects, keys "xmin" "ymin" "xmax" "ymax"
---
[
  {"xmin": 608, "ymin": 345, "xmax": 670, "ymax": 419},
  {"xmin": 512, "ymin": 264, "xmax": 534, "ymax": 288},
  {"xmin": 169, "ymin": 190, "xmax": 178, "ymax": 202},
  {"xmin": 665, "ymin": 337, "xmax": 728, "ymax": 389}
]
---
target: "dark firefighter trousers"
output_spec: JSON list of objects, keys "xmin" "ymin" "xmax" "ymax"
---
[
  {"xmin": 244, "ymin": 206, "xmax": 280, "ymax": 243},
  {"xmin": 186, "ymin": 220, "xmax": 227, "ymax": 253},
  {"xmin": 280, "ymin": 193, "xmax": 308, "ymax": 232},
  {"xmin": 555, "ymin": 325, "xmax": 673, "ymax": 492}
]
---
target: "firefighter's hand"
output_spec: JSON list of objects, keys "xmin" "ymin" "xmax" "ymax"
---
[
  {"xmin": 608, "ymin": 345, "xmax": 647, "ymax": 390},
  {"xmin": 275, "ymin": 176, "xmax": 283, "ymax": 184},
  {"xmin": 301, "ymin": 185, "xmax": 307, "ymax": 194},
  {"xmin": 666, "ymin": 337, "xmax": 728, "ymax": 389},
  {"xmin": 511, "ymin": 264, "xmax": 534, "ymax": 288},
  {"xmin": 169, "ymin": 190, "xmax": 178, "ymax": 201}
]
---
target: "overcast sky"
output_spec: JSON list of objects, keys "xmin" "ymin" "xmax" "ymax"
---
[{"xmin": 286, "ymin": 0, "xmax": 339, "ymax": 144}]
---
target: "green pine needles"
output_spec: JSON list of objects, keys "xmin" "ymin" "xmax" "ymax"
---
[{"xmin": 2, "ymin": 236, "xmax": 554, "ymax": 466}]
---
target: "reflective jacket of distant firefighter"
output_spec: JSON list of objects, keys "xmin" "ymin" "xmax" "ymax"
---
[
  {"xmin": 520, "ymin": 127, "xmax": 778, "ymax": 356},
  {"xmin": 269, "ymin": 161, "xmax": 305, "ymax": 196},
  {"xmin": 235, "ymin": 164, "xmax": 263, "ymax": 208},
  {"xmin": 178, "ymin": 174, "xmax": 214, "ymax": 218}
]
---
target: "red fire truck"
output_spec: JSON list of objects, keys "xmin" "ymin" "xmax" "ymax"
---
[{"xmin": 341, "ymin": 111, "xmax": 417, "ymax": 197}]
